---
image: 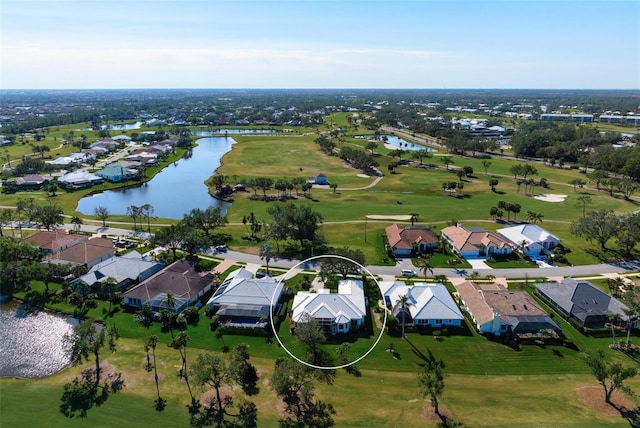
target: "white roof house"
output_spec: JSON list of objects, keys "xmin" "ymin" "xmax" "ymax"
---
[
  {"xmin": 382, "ymin": 281, "xmax": 463, "ymax": 327},
  {"xmin": 497, "ymin": 224, "xmax": 560, "ymax": 257},
  {"xmin": 58, "ymin": 170, "xmax": 104, "ymax": 189},
  {"xmin": 206, "ymin": 267, "xmax": 285, "ymax": 327},
  {"xmin": 73, "ymin": 250, "xmax": 165, "ymax": 292},
  {"xmin": 292, "ymin": 279, "xmax": 367, "ymax": 336}
]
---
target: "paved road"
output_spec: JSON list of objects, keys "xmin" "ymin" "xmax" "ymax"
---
[{"xmin": 33, "ymin": 223, "xmax": 640, "ymax": 280}]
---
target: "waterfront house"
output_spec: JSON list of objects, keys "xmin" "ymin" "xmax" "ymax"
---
[{"xmin": 122, "ymin": 260, "xmax": 214, "ymax": 313}]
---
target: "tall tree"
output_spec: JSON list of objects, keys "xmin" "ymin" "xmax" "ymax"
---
[
  {"xmin": 575, "ymin": 195, "xmax": 592, "ymax": 218},
  {"xmin": 63, "ymin": 320, "xmax": 120, "ymax": 386},
  {"xmin": 267, "ymin": 202, "xmax": 323, "ymax": 247},
  {"xmin": 570, "ymin": 209, "xmax": 619, "ymax": 249},
  {"xmin": 127, "ymin": 205, "xmax": 141, "ymax": 231},
  {"xmin": 94, "ymin": 206, "xmax": 110, "ymax": 228},
  {"xmin": 295, "ymin": 313, "xmax": 327, "ymax": 363},
  {"xmin": 36, "ymin": 204, "xmax": 64, "ymax": 230},
  {"xmin": 481, "ymin": 159, "xmax": 492, "ymax": 175},
  {"xmin": 140, "ymin": 203, "xmax": 155, "ymax": 233},
  {"xmin": 146, "ymin": 335, "xmax": 166, "ymax": 410},
  {"xmin": 70, "ymin": 215, "xmax": 83, "ymax": 232},
  {"xmin": 395, "ymin": 294, "xmax": 412, "ymax": 338},
  {"xmin": 183, "ymin": 206, "xmax": 228, "ymax": 238},
  {"xmin": 417, "ymin": 259, "xmax": 433, "ymax": 280},
  {"xmin": 189, "ymin": 350, "xmax": 259, "ymax": 427},
  {"xmin": 171, "ymin": 331, "xmax": 193, "ymax": 401},
  {"xmin": 152, "ymin": 222, "xmax": 189, "ymax": 259},
  {"xmin": 417, "ymin": 351, "xmax": 446, "ymax": 418},
  {"xmin": 318, "ymin": 247, "xmax": 365, "ymax": 279},
  {"xmin": 271, "ymin": 358, "xmax": 336, "ymax": 428},
  {"xmin": 584, "ymin": 350, "xmax": 637, "ymax": 404},
  {"xmin": 259, "ymin": 243, "xmax": 273, "ymax": 276},
  {"xmin": 0, "ymin": 209, "xmax": 15, "ymax": 238}
]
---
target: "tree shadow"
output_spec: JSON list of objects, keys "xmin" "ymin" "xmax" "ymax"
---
[
  {"xmin": 59, "ymin": 368, "xmax": 124, "ymax": 418},
  {"xmin": 609, "ymin": 402, "xmax": 640, "ymax": 428},
  {"xmin": 405, "ymin": 336, "xmax": 430, "ymax": 363}
]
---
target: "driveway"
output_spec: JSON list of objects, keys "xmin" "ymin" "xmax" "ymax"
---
[{"xmin": 467, "ymin": 259, "xmax": 492, "ymax": 270}]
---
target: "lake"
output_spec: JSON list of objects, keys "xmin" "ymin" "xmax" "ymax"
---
[
  {"xmin": 76, "ymin": 137, "xmax": 234, "ymax": 219},
  {"xmin": 192, "ymin": 129, "xmax": 276, "ymax": 136},
  {"xmin": 0, "ymin": 301, "xmax": 76, "ymax": 379},
  {"xmin": 356, "ymin": 135, "xmax": 435, "ymax": 152}
]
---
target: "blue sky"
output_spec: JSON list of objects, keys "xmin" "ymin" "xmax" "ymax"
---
[{"xmin": 1, "ymin": 0, "xmax": 639, "ymax": 89}]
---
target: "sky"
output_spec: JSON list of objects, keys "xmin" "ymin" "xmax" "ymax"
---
[{"xmin": 1, "ymin": 0, "xmax": 639, "ymax": 90}]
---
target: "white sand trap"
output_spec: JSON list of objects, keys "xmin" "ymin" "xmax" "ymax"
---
[
  {"xmin": 534, "ymin": 194, "xmax": 568, "ymax": 202},
  {"xmin": 357, "ymin": 174, "xmax": 370, "ymax": 178},
  {"xmin": 366, "ymin": 214, "xmax": 413, "ymax": 221}
]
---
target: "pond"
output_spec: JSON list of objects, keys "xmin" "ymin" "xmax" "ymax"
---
[
  {"xmin": 192, "ymin": 128, "xmax": 276, "ymax": 136},
  {"xmin": 0, "ymin": 301, "xmax": 76, "ymax": 379},
  {"xmin": 356, "ymin": 135, "xmax": 435, "ymax": 152},
  {"xmin": 101, "ymin": 122, "xmax": 143, "ymax": 130},
  {"xmin": 76, "ymin": 137, "xmax": 233, "ymax": 219}
]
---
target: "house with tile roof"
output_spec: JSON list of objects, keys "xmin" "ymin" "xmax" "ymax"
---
[
  {"xmin": 535, "ymin": 278, "xmax": 630, "ymax": 329},
  {"xmin": 49, "ymin": 237, "xmax": 115, "ymax": 269},
  {"xmin": 381, "ymin": 281, "xmax": 463, "ymax": 328},
  {"xmin": 206, "ymin": 267, "xmax": 285, "ymax": 327},
  {"xmin": 385, "ymin": 224, "xmax": 439, "ymax": 258},
  {"xmin": 441, "ymin": 225, "xmax": 513, "ymax": 259},
  {"xmin": 23, "ymin": 230, "xmax": 89, "ymax": 254},
  {"xmin": 292, "ymin": 279, "xmax": 367, "ymax": 336},
  {"xmin": 497, "ymin": 224, "xmax": 560, "ymax": 257},
  {"xmin": 456, "ymin": 281, "xmax": 560, "ymax": 336},
  {"xmin": 122, "ymin": 260, "xmax": 214, "ymax": 313}
]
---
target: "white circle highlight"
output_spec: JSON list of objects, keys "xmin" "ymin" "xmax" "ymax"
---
[{"xmin": 269, "ymin": 254, "xmax": 387, "ymax": 370}]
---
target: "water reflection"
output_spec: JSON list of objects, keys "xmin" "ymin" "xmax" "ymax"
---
[
  {"xmin": 0, "ymin": 301, "xmax": 76, "ymax": 379},
  {"xmin": 192, "ymin": 129, "xmax": 276, "ymax": 136},
  {"xmin": 77, "ymin": 137, "xmax": 233, "ymax": 219},
  {"xmin": 356, "ymin": 135, "xmax": 435, "ymax": 152}
]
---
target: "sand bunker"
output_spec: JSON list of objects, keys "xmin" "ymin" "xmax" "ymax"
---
[
  {"xmin": 534, "ymin": 194, "xmax": 567, "ymax": 203},
  {"xmin": 357, "ymin": 174, "xmax": 370, "ymax": 178},
  {"xmin": 366, "ymin": 214, "xmax": 413, "ymax": 221}
]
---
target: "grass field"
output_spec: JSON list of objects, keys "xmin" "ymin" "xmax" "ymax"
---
[{"xmin": 2, "ymin": 119, "xmax": 640, "ymax": 426}]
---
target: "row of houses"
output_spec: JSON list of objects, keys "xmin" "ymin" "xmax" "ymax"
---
[
  {"xmin": 539, "ymin": 113, "xmax": 640, "ymax": 125},
  {"xmin": 386, "ymin": 223, "xmax": 560, "ymax": 260}
]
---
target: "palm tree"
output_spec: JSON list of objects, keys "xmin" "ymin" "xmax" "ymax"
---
[
  {"xmin": 164, "ymin": 291, "xmax": 177, "ymax": 312},
  {"xmin": 410, "ymin": 213, "xmax": 419, "ymax": 226},
  {"xmin": 147, "ymin": 335, "xmax": 165, "ymax": 409},
  {"xmin": 259, "ymin": 243, "xmax": 272, "ymax": 275},
  {"xmin": 101, "ymin": 276, "xmax": 119, "ymax": 315},
  {"xmin": 127, "ymin": 205, "xmax": 141, "ymax": 231},
  {"xmin": 70, "ymin": 215, "xmax": 83, "ymax": 232},
  {"xmin": 171, "ymin": 331, "xmax": 193, "ymax": 400},
  {"xmin": 576, "ymin": 195, "xmax": 592, "ymax": 217},
  {"xmin": 141, "ymin": 203, "xmax": 155, "ymax": 233},
  {"xmin": 418, "ymin": 260, "xmax": 433, "ymax": 280},
  {"xmin": 396, "ymin": 294, "xmax": 413, "ymax": 338},
  {"xmin": 433, "ymin": 274, "xmax": 448, "ymax": 285}
]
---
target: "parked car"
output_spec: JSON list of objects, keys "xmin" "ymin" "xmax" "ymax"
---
[
  {"xmin": 215, "ymin": 245, "xmax": 227, "ymax": 253},
  {"xmin": 401, "ymin": 269, "xmax": 417, "ymax": 277}
]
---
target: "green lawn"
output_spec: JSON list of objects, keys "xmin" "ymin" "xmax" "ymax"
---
[{"xmin": 3, "ymin": 121, "xmax": 640, "ymax": 426}]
